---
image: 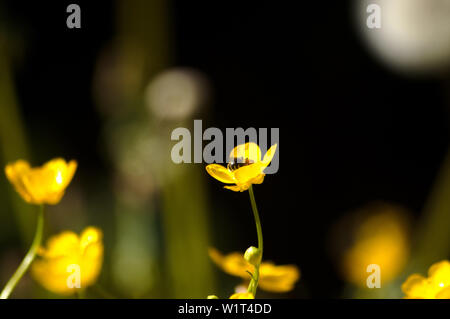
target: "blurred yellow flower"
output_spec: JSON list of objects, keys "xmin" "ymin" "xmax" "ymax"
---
[
  {"xmin": 31, "ymin": 227, "xmax": 103, "ymax": 295},
  {"xmin": 5, "ymin": 158, "xmax": 77, "ymax": 205},
  {"xmin": 209, "ymin": 248, "xmax": 299, "ymax": 293},
  {"xmin": 336, "ymin": 203, "xmax": 410, "ymax": 287},
  {"xmin": 229, "ymin": 292, "xmax": 254, "ymax": 299},
  {"xmin": 402, "ymin": 260, "xmax": 450, "ymax": 299},
  {"xmin": 206, "ymin": 142, "xmax": 277, "ymax": 192}
]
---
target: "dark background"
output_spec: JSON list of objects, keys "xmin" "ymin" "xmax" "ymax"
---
[{"xmin": 1, "ymin": 0, "xmax": 449, "ymax": 297}]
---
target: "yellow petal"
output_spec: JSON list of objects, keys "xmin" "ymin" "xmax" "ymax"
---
[
  {"xmin": 21, "ymin": 170, "xmax": 50, "ymax": 204},
  {"xmin": 31, "ymin": 226, "xmax": 103, "ymax": 295},
  {"xmin": 41, "ymin": 158, "xmax": 78, "ymax": 191},
  {"xmin": 261, "ymin": 144, "xmax": 278, "ymax": 167},
  {"xmin": 4, "ymin": 160, "xmax": 34, "ymax": 203},
  {"xmin": 401, "ymin": 274, "xmax": 434, "ymax": 298},
  {"xmin": 249, "ymin": 174, "xmax": 265, "ymax": 185},
  {"xmin": 32, "ymin": 159, "xmax": 77, "ymax": 204},
  {"xmin": 428, "ymin": 260, "xmax": 450, "ymax": 289},
  {"xmin": 209, "ymin": 248, "xmax": 300, "ymax": 294},
  {"xmin": 80, "ymin": 242, "xmax": 104, "ymax": 287},
  {"xmin": 229, "ymin": 142, "xmax": 261, "ymax": 163},
  {"xmin": 224, "ymin": 185, "xmax": 247, "ymax": 192},
  {"xmin": 209, "ymin": 248, "xmax": 252, "ymax": 278},
  {"xmin": 436, "ymin": 286, "xmax": 450, "ymax": 299},
  {"xmin": 80, "ymin": 227, "xmax": 103, "ymax": 251},
  {"xmin": 41, "ymin": 231, "xmax": 80, "ymax": 258},
  {"xmin": 259, "ymin": 263, "xmax": 300, "ymax": 293},
  {"xmin": 32, "ymin": 255, "xmax": 79, "ymax": 295},
  {"xmin": 225, "ymin": 175, "xmax": 264, "ymax": 192},
  {"xmin": 206, "ymin": 164, "xmax": 236, "ymax": 184},
  {"xmin": 40, "ymin": 191, "xmax": 66, "ymax": 205},
  {"xmin": 229, "ymin": 292, "xmax": 254, "ymax": 299},
  {"xmin": 233, "ymin": 163, "xmax": 264, "ymax": 185}
]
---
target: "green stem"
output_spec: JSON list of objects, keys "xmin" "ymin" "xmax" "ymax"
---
[
  {"xmin": 0, "ymin": 204, "xmax": 45, "ymax": 299},
  {"xmin": 247, "ymin": 185, "xmax": 263, "ymax": 296}
]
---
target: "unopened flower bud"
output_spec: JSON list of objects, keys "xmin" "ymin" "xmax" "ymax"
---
[
  {"xmin": 244, "ymin": 246, "xmax": 261, "ymax": 266},
  {"xmin": 207, "ymin": 295, "xmax": 219, "ymax": 299}
]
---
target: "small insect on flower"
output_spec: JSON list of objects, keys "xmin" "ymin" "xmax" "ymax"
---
[
  {"xmin": 402, "ymin": 260, "xmax": 450, "ymax": 299},
  {"xmin": 5, "ymin": 158, "xmax": 77, "ymax": 205},
  {"xmin": 209, "ymin": 248, "xmax": 300, "ymax": 293},
  {"xmin": 31, "ymin": 227, "xmax": 103, "ymax": 295},
  {"xmin": 206, "ymin": 142, "xmax": 277, "ymax": 192}
]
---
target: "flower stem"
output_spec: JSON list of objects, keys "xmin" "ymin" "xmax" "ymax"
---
[
  {"xmin": 0, "ymin": 204, "xmax": 45, "ymax": 299},
  {"xmin": 247, "ymin": 185, "xmax": 263, "ymax": 296}
]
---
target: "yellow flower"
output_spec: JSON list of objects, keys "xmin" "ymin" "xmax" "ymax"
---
[
  {"xmin": 402, "ymin": 260, "xmax": 450, "ymax": 299},
  {"xmin": 229, "ymin": 292, "xmax": 254, "ymax": 299},
  {"xmin": 209, "ymin": 248, "xmax": 300, "ymax": 293},
  {"xmin": 31, "ymin": 227, "xmax": 103, "ymax": 295},
  {"xmin": 206, "ymin": 142, "xmax": 277, "ymax": 192},
  {"xmin": 5, "ymin": 158, "xmax": 77, "ymax": 205},
  {"xmin": 336, "ymin": 204, "xmax": 410, "ymax": 287}
]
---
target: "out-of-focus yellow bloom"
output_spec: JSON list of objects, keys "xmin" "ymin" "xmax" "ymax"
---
[
  {"xmin": 209, "ymin": 248, "xmax": 299, "ymax": 293},
  {"xmin": 206, "ymin": 142, "xmax": 277, "ymax": 192},
  {"xmin": 5, "ymin": 158, "xmax": 77, "ymax": 205},
  {"xmin": 402, "ymin": 260, "xmax": 450, "ymax": 299},
  {"xmin": 31, "ymin": 227, "xmax": 103, "ymax": 295},
  {"xmin": 337, "ymin": 204, "xmax": 410, "ymax": 287},
  {"xmin": 229, "ymin": 292, "xmax": 254, "ymax": 299}
]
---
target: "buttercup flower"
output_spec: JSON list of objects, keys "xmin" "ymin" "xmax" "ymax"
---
[
  {"xmin": 206, "ymin": 142, "xmax": 277, "ymax": 192},
  {"xmin": 229, "ymin": 292, "xmax": 254, "ymax": 299},
  {"xmin": 335, "ymin": 204, "xmax": 410, "ymax": 287},
  {"xmin": 402, "ymin": 260, "xmax": 450, "ymax": 299},
  {"xmin": 31, "ymin": 227, "xmax": 103, "ymax": 295},
  {"xmin": 5, "ymin": 158, "xmax": 77, "ymax": 205},
  {"xmin": 209, "ymin": 248, "xmax": 300, "ymax": 293}
]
